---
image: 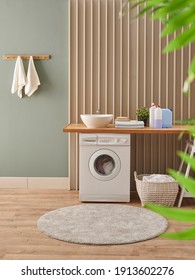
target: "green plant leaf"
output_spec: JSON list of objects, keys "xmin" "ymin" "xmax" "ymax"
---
[
  {"xmin": 162, "ymin": 227, "xmax": 195, "ymax": 240},
  {"xmin": 189, "ymin": 56, "xmax": 195, "ymax": 75},
  {"xmin": 183, "ymin": 72, "xmax": 195, "ymax": 94},
  {"xmin": 168, "ymin": 169, "xmax": 195, "ymax": 197},
  {"xmin": 145, "ymin": 203, "xmax": 195, "ymax": 222},
  {"xmin": 137, "ymin": 3, "xmax": 158, "ymax": 17},
  {"xmin": 178, "ymin": 151, "xmax": 195, "ymax": 173},
  {"xmin": 188, "ymin": 127, "xmax": 195, "ymax": 137},
  {"xmin": 161, "ymin": 8, "xmax": 195, "ymax": 37},
  {"xmin": 153, "ymin": 4, "xmax": 184, "ymax": 21},
  {"xmin": 128, "ymin": 0, "xmax": 195, "ymax": 56},
  {"xmin": 163, "ymin": 25, "xmax": 195, "ymax": 53},
  {"xmin": 175, "ymin": 119, "xmax": 195, "ymax": 125}
]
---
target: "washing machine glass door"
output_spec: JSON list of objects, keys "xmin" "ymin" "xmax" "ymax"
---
[{"xmin": 89, "ymin": 149, "xmax": 121, "ymax": 181}]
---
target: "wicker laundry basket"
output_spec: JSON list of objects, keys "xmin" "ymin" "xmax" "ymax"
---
[{"xmin": 134, "ymin": 171, "xmax": 179, "ymax": 206}]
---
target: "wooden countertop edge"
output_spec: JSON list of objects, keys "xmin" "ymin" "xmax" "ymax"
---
[{"xmin": 63, "ymin": 124, "xmax": 190, "ymax": 134}]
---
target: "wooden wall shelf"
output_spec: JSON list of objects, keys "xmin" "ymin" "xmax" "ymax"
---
[
  {"xmin": 63, "ymin": 123, "xmax": 189, "ymax": 134},
  {"xmin": 2, "ymin": 54, "xmax": 50, "ymax": 60}
]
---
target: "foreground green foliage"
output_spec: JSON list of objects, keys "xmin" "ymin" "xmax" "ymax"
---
[
  {"xmin": 146, "ymin": 204, "xmax": 195, "ymax": 239},
  {"xmin": 125, "ymin": 0, "xmax": 195, "ymax": 240},
  {"xmin": 146, "ymin": 128, "xmax": 195, "ymax": 240}
]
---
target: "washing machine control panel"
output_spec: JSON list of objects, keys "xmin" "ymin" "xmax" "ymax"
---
[
  {"xmin": 80, "ymin": 133, "xmax": 130, "ymax": 146},
  {"xmin": 97, "ymin": 137, "xmax": 128, "ymax": 145}
]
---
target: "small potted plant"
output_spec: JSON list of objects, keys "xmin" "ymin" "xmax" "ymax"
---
[{"xmin": 136, "ymin": 107, "xmax": 149, "ymax": 126}]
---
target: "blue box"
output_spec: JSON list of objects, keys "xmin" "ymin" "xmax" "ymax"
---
[{"xmin": 162, "ymin": 109, "xmax": 172, "ymax": 128}]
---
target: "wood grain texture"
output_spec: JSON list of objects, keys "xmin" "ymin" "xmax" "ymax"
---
[
  {"xmin": 2, "ymin": 55, "xmax": 50, "ymax": 60},
  {"xmin": 63, "ymin": 124, "xmax": 189, "ymax": 134},
  {"xmin": 0, "ymin": 189, "xmax": 194, "ymax": 260}
]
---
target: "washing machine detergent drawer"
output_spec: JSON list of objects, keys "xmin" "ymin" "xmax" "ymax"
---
[
  {"xmin": 80, "ymin": 134, "xmax": 130, "ymax": 146},
  {"xmin": 79, "ymin": 133, "xmax": 131, "ymax": 202}
]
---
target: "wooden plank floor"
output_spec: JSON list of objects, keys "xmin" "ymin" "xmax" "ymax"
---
[{"xmin": 0, "ymin": 189, "xmax": 195, "ymax": 260}]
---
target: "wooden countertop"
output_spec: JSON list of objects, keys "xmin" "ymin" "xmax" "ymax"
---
[{"xmin": 63, "ymin": 123, "xmax": 189, "ymax": 134}]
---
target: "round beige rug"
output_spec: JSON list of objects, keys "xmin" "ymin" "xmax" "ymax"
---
[{"xmin": 37, "ymin": 204, "xmax": 168, "ymax": 245}]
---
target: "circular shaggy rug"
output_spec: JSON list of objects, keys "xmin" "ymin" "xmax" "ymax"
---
[{"xmin": 37, "ymin": 204, "xmax": 168, "ymax": 245}]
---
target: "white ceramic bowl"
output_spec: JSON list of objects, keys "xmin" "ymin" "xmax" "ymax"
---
[{"xmin": 80, "ymin": 114, "xmax": 113, "ymax": 128}]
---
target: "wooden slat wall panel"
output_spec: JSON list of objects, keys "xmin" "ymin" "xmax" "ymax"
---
[{"xmin": 68, "ymin": 0, "xmax": 193, "ymax": 190}]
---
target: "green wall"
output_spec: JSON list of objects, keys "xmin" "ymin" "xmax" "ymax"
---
[{"xmin": 0, "ymin": 0, "xmax": 68, "ymax": 177}]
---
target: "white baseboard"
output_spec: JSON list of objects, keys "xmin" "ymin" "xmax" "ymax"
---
[
  {"xmin": 0, "ymin": 177, "xmax": 27, "ymax": 189},
  {"xmin": 0, "ymin": 177, "xmax": 69, "ymax": 189},
  {"xmin": 28, "ymin": 177, "xmax": 69, "ymax": 189}
]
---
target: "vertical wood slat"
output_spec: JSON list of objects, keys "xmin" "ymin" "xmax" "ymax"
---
[
  {"xmin": 69, "ymin": 0, "xmax": 78, "ymax": 190},
  {"xmin": 143, "ymin": 13, "xmax": 147, "ymax": 107},
  {"xmin": 83, "ymin": 0, "xmax": 86, "ymax": 114},
  {"xmin": 98, "ymin": 0, "xmax": 101, "ymax": 111},
  {"xmin": 68, "ymin": 0, "xmax": 71, "ymax": 189},
  {"xmin": 181, "ymin": 28, "xmax": 184, "ymax": 121},
  {"xmin": 68, "ymin": 0, "xmax": 71, "ymax": 124},
  {"xmin": 188, "ymin": 44, "xmax": 191, "ymax": 119},
  {"xmin": 135, "ymin": 5, "xmax": 139, "ymax": 173},
  {"xmin": 173, "ymin": 32, "xmax": 176, "ymax": 123},
  {"xmin": 75, "ymin": 0, "xmax": 79, "ymax": 123},
  {"xmin": 112, "ymin": 0, "xmax": 115, "ymax": 117},
  {"xmin": 120, "ymin": 0, "xmax": 123, "ymax": 116},
  {"xmin": 127, "ymin": 1, "xmax": 130, "ymax": 117},
  {"xmin": 150, "ymin": 19, "xmax": 154, "ymax": 171},
  {"xmin": 136, "ymin": 5, "xmax": 139, "ymax": 110},
  {"xmin": 91, "ymin": 0, "xmax": 93, "ymax": 113},
  {"xmin": 69, "ymin": 0, "xmax": 194, "ymax": 190},
  {"xmin": 143, "ymin": 11, "xmax": 147, "ymax": 171},
  {"xmin": 158, "ymin": 20, "xmax": 162, "ymax": 105},
  {"xmin": 151, "ymin": 19, "xmax": 154, "ymax": 103},
  {"xmin": 75, "ymin": 0, "xmax": 79, "ymax": 190},
  {"xmin": 166, "ymin": 33, "xmax": 169, "ymax": 107},
  {"xmin": 105, "ymin": 0, "xmax": 108, "ymax": 114}
]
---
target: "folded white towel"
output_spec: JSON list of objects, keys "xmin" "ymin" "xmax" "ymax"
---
[
  {"xmin": 11, "ymin": 56, "xmax": 26, "ymax": 98},
  {"xmin": 25, "ymin": 56, "xmax": 40, "ymax": 97}
]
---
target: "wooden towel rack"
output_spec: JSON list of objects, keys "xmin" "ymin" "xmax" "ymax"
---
[{"xmin": 2, "ymin": 54, "xmax": 50, "ymax": 60}]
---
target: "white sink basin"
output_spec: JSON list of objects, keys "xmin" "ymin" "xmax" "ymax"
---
[{"xmin": 80, "ymin": 114, "xmax": 113, "ymax": 128}]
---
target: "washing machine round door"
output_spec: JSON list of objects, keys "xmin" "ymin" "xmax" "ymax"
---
[{"xmin": 89, "ymin": 149, "xmax": 121, "ymax": 181}]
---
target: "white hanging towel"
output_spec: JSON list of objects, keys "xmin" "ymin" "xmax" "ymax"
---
[
  {"xmin": 11, "ymin": 56, "xmax": 26, "ymax": 98},
  {"xmin": 25, "ymin": 56, "xmax": 40, "ymax": 97}
]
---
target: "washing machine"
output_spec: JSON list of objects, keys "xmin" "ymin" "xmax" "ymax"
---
[{"xmin": 79, "ymin": 133, "xmax": 131, "ymax": 202}]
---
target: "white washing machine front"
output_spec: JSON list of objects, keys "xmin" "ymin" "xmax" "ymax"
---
[
  {"xmin": 89, "ymin": 149, "xmax": 121, "ymax": 181},
  {"xmin": 79, "ymin": 133, "xmax": 131, "ymax": 202}
]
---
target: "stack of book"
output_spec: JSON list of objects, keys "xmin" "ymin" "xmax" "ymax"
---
[{"xmin": 115, "ymin": 117, "xmax": 144, "ymax": 128}]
